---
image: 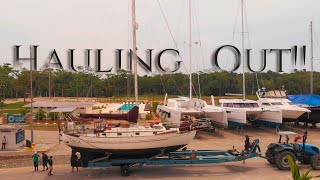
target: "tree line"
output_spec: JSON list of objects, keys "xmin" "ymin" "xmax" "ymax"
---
[{"xmin": 0, "ymin": 63, "xmax": 319, "ymax": 100}]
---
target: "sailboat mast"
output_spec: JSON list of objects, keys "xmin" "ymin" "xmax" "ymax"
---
[
  {"xmin": 310, "ymin": 21, "xmax": 314, "ymax": 94},
  {"xmin": 198, "ymin": 73, "xmax": 201, "ymax": 99},
  {"xmin": 241, "ymin": 0, "xmax": 245, "ymax": 100},
  {"xmin": 189, "ymin": 0, "xmax": 192, "ymax": 100},
  {"xmin": 132, "ymin": 0, "xmax": 138, "ymax": 106}
]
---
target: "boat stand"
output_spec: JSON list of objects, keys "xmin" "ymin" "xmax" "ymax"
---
[
  {"xmin": 235, "ymin": 125, "xmax": 244, "ymax": 134},
  {"xmin": 88, "ymin": 139, "xmax": 264, "ymax": 176},
  {"xmin": 258, "ymin": 123, "xmax": 281, "ymax": 133}
]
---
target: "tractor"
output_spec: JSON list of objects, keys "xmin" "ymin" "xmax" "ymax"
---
[{"xmin": 266, "ymin": 131, "xmax": 320, "ymax": 170}]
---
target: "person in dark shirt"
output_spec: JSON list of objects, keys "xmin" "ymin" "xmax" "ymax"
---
[
  {"xmin": 42, "ymin": 153, "xmax": 49, "ymax": 171},
  {"xmin": 70, "ymin": 153, "xmax": 79, "ymax": 172},
  {"xmin": 47, "ymin": 156, "xmax": 53, "ymax": 176},
  {"xmin": 244, "ymin": 135, "xmax": 251, "ymax": 153}
]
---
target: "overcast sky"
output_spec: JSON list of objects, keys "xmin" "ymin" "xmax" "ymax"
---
[{"xmin": 0, "ymin": 0, "xmax": 319, "ymax": 75}]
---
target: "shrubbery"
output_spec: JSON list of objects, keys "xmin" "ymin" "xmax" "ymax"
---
[
  {"xmin": 48, "ymin": 112, "xmax": 59, "ymax": 120},
  {"xmin": 18, "ymin": 109, "xmax": 29, "ymax": 115},
  {"xmin": 35, "ymin": 109, "xmax": 46, "ymax": 120},
  {"xmin": 152, "ymin": 102, "xmax": 159, "ymax": 112},
  {"xmin": 146, "ymin": 113, "xmax": 153, "ymax": 120}
]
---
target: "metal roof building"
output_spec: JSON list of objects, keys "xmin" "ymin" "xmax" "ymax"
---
[{"xmin": 23, "ymin": 101, "xmax": 96, "ymax": 108}]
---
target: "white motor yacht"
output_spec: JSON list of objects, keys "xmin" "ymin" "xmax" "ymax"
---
[{"xmin": 257, "ymin": 89, "xmax": 310, "ymax": 122}]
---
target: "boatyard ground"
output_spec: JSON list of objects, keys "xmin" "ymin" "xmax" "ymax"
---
[{"xmin": 1, "ymin": 127, "xmax": 320, "ymax": 179}]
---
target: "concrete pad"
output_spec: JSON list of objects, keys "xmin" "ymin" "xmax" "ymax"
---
[{"xmin": 0, "ymin": 160, "xmax": 314, "ymax": 180}]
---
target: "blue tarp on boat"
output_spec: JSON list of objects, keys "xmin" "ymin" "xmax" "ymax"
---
[{"xmin": 287, "ymin": 94, "xmax": 320, "ymax": 107}]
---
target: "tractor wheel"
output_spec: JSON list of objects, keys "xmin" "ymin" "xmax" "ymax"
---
[
  {"xmin": 310, "ymin": 155, "xmax": 320, "ymax": 170},
  {"xmin": 275, "ymin": 151, "xmax": 296, "ymax": 170},
  {"xmin": 266, "ymin": 148, "xmax": 275, "ymax": 164}
]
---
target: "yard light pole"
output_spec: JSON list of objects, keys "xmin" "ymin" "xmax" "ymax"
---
[
  {"xmin": 29, "ymin": 46, "xmax": 34, "ymax": 143},
  {"xmin": 48, "ymin": 68, "xmax": 52, "ymax": 99}
]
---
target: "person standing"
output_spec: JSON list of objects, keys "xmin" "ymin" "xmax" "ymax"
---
[
  {"xmin": 32, "ymin": 152, "xmax": 40, "ymax": 171},
  {"xmin": 244, "ymin": 135, "xmax": 251, "ymax": 153},
  {"xmin": 2, "ymin": 136, "xmax": 6, "ymax": 150},
  {"xmin": 48, "ymin": 156, "xmax": 53, "ymax": 176},
  {"xmin": 70, "ymin": 153, "xmax": 79, "ymax": 172},
  {"xmin": 42, "ymin": 153, "xmax": 49, "ymax": 171}
]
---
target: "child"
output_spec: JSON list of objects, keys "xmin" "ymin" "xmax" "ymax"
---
[{"xmin": 48, "ymin": 156, "xmax": 53, "ymax": 176}]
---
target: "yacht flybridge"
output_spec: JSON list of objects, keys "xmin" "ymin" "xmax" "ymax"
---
[{"xmin": 257, "ymin": 89, "xmax": 310, "ymax": 122}]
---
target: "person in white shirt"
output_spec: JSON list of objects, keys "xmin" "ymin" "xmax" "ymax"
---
[{"xmin": 2, "ymin": 136, "xmax": 7, "ymax": 150}]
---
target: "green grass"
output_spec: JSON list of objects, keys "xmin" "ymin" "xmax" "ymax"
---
[
  {"xmin": 2, "ymin": 102, "xmax": 27, "ymax": 115},
  {"xmin": 3, "ymin": 102, "xmax": 24, "ymax": 109},
  {"xmin": 24, "ymin": 124, "xmax": 59, "ymax": 131},
  {"xmin": 3, "ymin": 109, "xmax": 22, "ymax": 114}
]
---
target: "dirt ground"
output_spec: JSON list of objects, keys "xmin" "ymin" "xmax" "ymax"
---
[{"xmin": 1, "ymin": 126, "xmax": 320, "ymax": 179}]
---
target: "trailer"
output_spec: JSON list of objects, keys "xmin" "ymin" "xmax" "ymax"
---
[{"xmin": 88, "ymin": 139, "xmax": 264, "ymax": 176}]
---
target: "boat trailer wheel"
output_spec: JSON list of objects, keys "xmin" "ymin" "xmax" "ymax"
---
[{"xmin": 120, "ymin": 165, "xmax": 131, "ymax": 176}]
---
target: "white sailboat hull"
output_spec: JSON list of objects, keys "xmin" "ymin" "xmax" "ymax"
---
[
  {"xmin": 156, "ymin": 104, "xmax": 202, "ymax": 125},
  {"xmin": 225, "ymin": 110, "xmax": 252, "ymax": 126},
  {"xmin": 224, "ymin": 109, "xmax": 262, "ymax": 126},
  {"xmin": 62, "ymin": 130, "xmax": 196, "ymax": 150},
  {"xmin": 225, "ymin": 109, "xmax": 283, "ymax": 126},
  {"xmin": 203, "ymin": 108, "xmax": 228, "ymax": 128},
  {"xmin": 256, "ymin": 110, "xmax": 283, "ymax": 125},
  {"xmin": 61, "ymin": 130, "xmax": 196, "ymax": 161}
]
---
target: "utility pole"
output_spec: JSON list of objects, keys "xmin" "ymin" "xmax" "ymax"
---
[
  {"xmin": 48, "ymin": 68, "xmax": 52, "ymax": 99},
  {"xmin": 30, "ymin": 46, "xmax": 34, "ymax": 143}
]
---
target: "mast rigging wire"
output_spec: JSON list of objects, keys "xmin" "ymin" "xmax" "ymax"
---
[
  {"xmin": 224, "ymin": 1, "xmax": 241, "ymax": 70},
  {"xmin": 156, "ymin": 0, "xmax": 192, "ymax": 96}
]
